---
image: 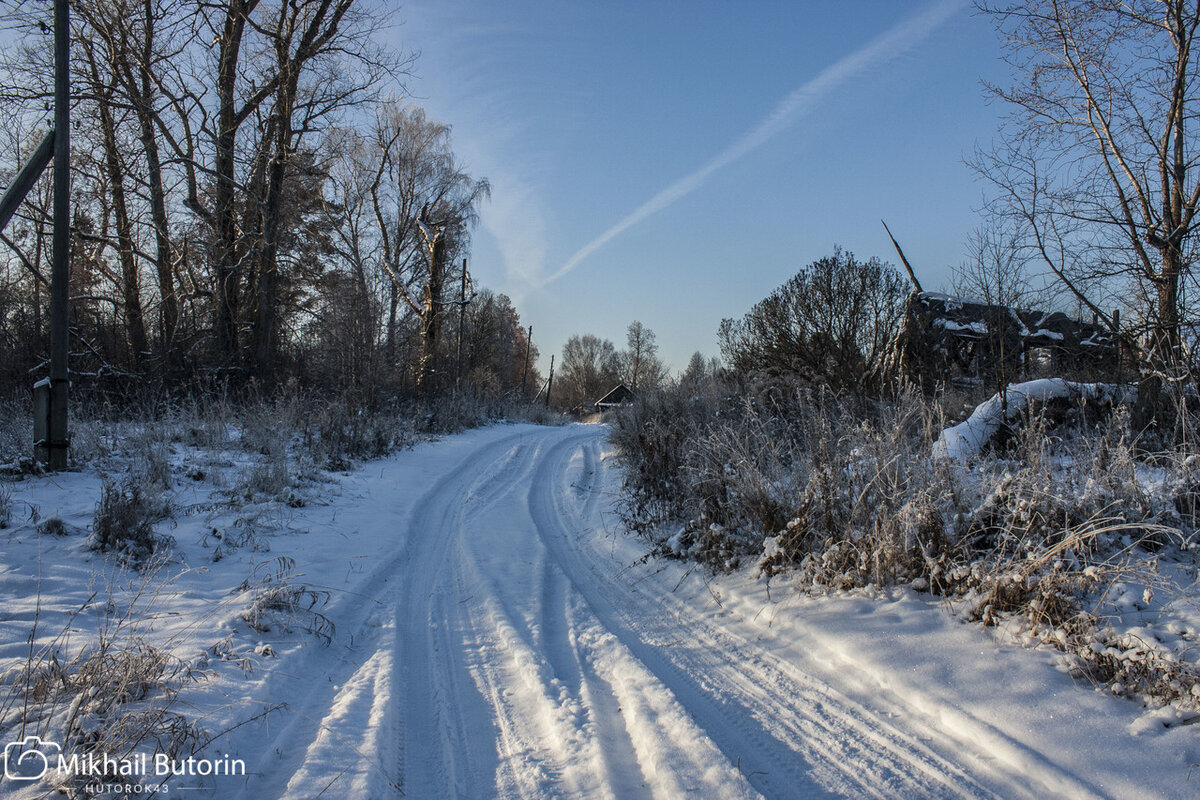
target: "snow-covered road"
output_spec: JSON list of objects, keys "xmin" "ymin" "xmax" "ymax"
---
[{"xmin": 221, "ymin": 423, "xmax": 1196, "ymax": 799}]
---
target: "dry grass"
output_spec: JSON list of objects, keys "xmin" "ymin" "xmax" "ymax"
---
[
  {"xmin": 236, "ymin": 557, "xmax": 334, "ymax": 644},
  {"xmin": 0, "ymin": 558, "xmax": 206, "ymax": 797},
  {"xmin": 89, "ymin": 479, "xmax": 171, "ymax": 567},
  {"xmin": 612, "ymin": 376, "xmax": 1200, "ymax": 708}
]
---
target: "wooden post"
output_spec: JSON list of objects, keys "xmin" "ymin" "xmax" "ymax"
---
[
  {"xmin": 881, "ymin": 219, "xmax": 923, "ymax": 293},
  {"xmin": 521, "ymin": 325, "xmax": 532, "ymax": 399},
  {"xmin": 48, "ymin": 0, "xmax": 70, "ymax": 470},
  {"xmin": 456, "ymin": 258, "xmax": 466, "ymax": 393},
  {"xmin": 545, "ymin": 355, "xmax": 554, "ymax": 408}
]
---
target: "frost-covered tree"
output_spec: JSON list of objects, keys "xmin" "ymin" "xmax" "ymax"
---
[
  {"xmin": 619, "ymin": 321, "xmax": 666, "ymax": 391},
  {"xmin": 718, "ymin": 248, "xmax": 907, "ymax": 394},
  {"xmin": 977, "ymin": 0, "xmax": 1200, "ymax": 413},
  {"xmin": 557, "ymin": 334, "xmax": 620, "ymax": 409}
]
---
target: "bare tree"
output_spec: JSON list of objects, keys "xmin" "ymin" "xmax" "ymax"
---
[
  {"xmin": 619, "ymin": 320, "xmax": 665, "ymax": 391},
  {"xmin": 74, "ymin": 0, "xmax": 190, "ymax": 359},
  {"xmin": 558, "ymin": 334, "xmax": 620, "ymax": 409},
  {"xmin": 718, "ymin": 248, "xmax": 907, "ymax": 394},
  {"xmin": 952, "ymin": 220, "xmax": 1036, "ymax": 411},
  {"xmin": 977, "ymin": 1, "xmax": 1200, "ymax": 399},
  {"xmin": 369, "ymin": 103, "xmax": 489, "ymax": 391}
]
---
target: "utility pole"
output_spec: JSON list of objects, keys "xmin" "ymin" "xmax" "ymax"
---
[
  {"xmin": 545, "ymin": 355, "xmax": 554, "ymax": 408},
  {"xmin": 0, "ymin": 132, "xmax": 54, "ymax": 232},
  {"xmin": 520, "ymin": 325, "xmax": 532, "ymax": 399},
  {"xmin": 49, "ymin": 0, "xmax": 70, "ymax": 471},
  {"xmin": 1, "ymin": 0, "xmax": 71, "ymax": 469},
  {"xmin": 456, "ymin": 258, "xmax": 467, "ymax": 393}
]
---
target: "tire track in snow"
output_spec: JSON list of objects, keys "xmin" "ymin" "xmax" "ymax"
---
[
  {"xmin": 229, "ymin": 430, "xmax": 537, "ymax": 800},
  {"xmin": 446, "ymin": 430, "xmax": 648, "ymax": 797},
  {"xmin": 237, "ymin": 423, "xmax": 1101, "ymax": 799},
  {"xmin": 528, "ymin": 429, "xmax": 1007, "ymax": 799},
  {"xmin": 439, "ymin": 427, "xmax": 746, "ymax": 797},
  {"xmin": 396, "ymin": 432, "xmax": 541, "ymax": 798}
]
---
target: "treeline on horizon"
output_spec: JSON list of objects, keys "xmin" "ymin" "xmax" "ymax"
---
[{"xmin": 0, "ymin": 0, "xmax": 539, "ymax": 410}]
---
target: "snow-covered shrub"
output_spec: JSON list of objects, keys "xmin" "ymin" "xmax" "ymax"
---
[
  {"xmin": 763, "ymin": 392, "xmax": 961, "ymax": 587},
  {"xmin": 172, "ymin": 392, "xmax": 234, "ymax": 450},
  {"xmin": 37, "ymin": 515, "xmax": 67, "ymax": 536},
  {"xmin": 610, "ymin": 390, "xmax": 695, "ymax": 535},
  {"xmin": 613, "ymin": 375, "xmax": 909, "ymax": 570},
  {"xmin": 304, "ymin": 397, "xmax": 415, "ymax": 470},
  {"xmin": 615, "ymin": 376, "xmax": 1200, "ymax": 707},
  {"xmin": 127, "ymin": 423, "xmax": 175, "ymax": 491},
  {"xmin": 0, "ymin": 397, "xmax": 30, "ymax": 465},
  {"xmin": 237, "ymin": 557, "xmax": 334, "ymax": 644},
  {"xmin": 90, "ymin": 479, "xmax": 170, "ymax": 565},
  {"xmin": 241, "ymin": 449, "xmax": 293, "ymax": 499},
  {"xmin": 0, "ymin": 482, "xmax": 10, "ymax": 528},
  {"xmin": 418, "ymin": 391, "xmax": 491, "ymax": 434}
]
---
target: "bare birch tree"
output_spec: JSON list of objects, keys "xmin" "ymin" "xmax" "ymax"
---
[{"xmin": 369, "ymin": 103, "xmax": 489, "ymax": 391}]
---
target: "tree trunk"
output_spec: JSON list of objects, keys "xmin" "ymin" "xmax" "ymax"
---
[
  {"xmin": 213, "ymin": 0, "xmax": 256, "ymax": 366},
  {"xmin": 251, "ymin": 101, "xmax": 295, "ymax": 381},
  {"xmin": 95, "ymin": 65, "xmax": 148, "ymax": 367},
  {"xmin": 418, "ymin": 225, "xmax": 447, "ymax": 393},
  {"xmin": 134, "ymin": 2, "xmax": 177, "ymax": 358},
  {"xmin": 1153, "ymin": 249, "xmax": 1183, "ymax": 375},
  {"xmin": 387, "ymin": 283, "xmax": 399, "ymax": 371}
]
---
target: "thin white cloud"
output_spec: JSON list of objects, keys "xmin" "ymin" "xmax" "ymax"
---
[
  {"xmin": 481, "ymin": 171, "xmax": 548, "ymax": 286},
  {"xmin": 542, "ymin": 0, "xmax": 965, "ymax": 287}
]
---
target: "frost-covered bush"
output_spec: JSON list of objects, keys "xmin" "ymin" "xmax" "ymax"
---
[
  {"xmin": 90, "ymin": 479, "xmax": 171, "ymax": 565},
  {"xmin": 0, "ymin": 483, "xmax": 11, "ymax": 529},
  {"xmin": 614, "ymin": 376, "xmax": 1200, "ymax": 707},
  {"xmin": 0, "ymin": 397, "xmax": 30, "ymax": 465},
  {"xmin": 237, "ymin": 557, "xmax": 333, "ymax": 643},
  {"xmin": 613, "ymin": 376, "xmax": 945, "ymax": 572},
  {"xmin": 307, "ymin": 399, "xmax": 409, "ymax": 469}
]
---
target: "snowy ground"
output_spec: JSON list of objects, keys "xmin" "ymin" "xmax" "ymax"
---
[{"xmin": 2, "ymin": 422, "xmax": 1199, "ymax": 798}]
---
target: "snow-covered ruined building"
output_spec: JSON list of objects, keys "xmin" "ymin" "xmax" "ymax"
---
[{"xmin": 883, "ymin": 292, "xmax": 1120, "ymax": 390}]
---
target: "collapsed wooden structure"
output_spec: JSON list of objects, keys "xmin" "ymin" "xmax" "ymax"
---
[{"xmin": 883, "ymin": 292, "xmax": 1120, "ymax": 389}]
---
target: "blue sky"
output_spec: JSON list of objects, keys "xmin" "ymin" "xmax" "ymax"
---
[{"xmin": 389, "ymin": 0, "xmax": 1009, "ymax": 372}]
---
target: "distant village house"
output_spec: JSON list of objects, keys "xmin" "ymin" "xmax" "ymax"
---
[{"xmin": 594, "ymin": 384, "xmax": 636, "ymax": 413}]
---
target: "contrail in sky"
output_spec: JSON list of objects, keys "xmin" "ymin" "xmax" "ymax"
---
[{"xmin": 542, "ymin": 0, "xmax": 965, "ymax": 286}]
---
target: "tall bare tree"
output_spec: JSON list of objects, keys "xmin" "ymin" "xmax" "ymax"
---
[
  {"xmin": 977, "ymin": 1, "xmax": 1200, "ymax": 397},
  {"xmin": 620, "ymin": 320, "xmax": 665, "ymax": 391},
  {"xmin": 558, "ymin": 334, "xmax": 620, "ymax": 409},
  {"xmin": 369, "ymin": 103, "xmax": 489, "ymax": 389}
]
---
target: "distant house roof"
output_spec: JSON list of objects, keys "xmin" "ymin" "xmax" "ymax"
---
[{"xmin": 595, "ymin": 383, "xmax": 636, "ymax": 409}]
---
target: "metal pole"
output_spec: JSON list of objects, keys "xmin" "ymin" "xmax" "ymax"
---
[{"xmin": 49, "ymin": 0, "xmax": 70, "ymax": 470}]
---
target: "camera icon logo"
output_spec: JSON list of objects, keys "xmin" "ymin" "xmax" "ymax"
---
[{"xmin": 4, "ymin": 735, "xmax": 61, "ymax": 781}]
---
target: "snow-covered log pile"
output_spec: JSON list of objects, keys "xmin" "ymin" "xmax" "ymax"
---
[{"xmin": 932, "ymin": 378, "xmax": 1134, "ymax": 461}]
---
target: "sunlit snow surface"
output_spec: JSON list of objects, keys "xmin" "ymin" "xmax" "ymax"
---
[{"xmin": 1, "ymin": 423, "xmax": 1197, "ymax": 798}]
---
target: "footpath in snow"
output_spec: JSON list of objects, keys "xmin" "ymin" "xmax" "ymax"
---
[{"xmin": 2, "ymin": 422, "xmax": 1198, "ymax": 798}]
